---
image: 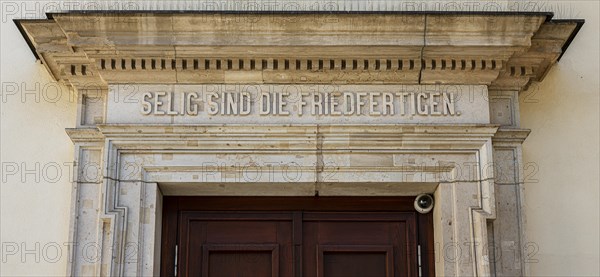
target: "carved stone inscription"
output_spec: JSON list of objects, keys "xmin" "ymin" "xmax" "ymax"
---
[
  {"xmin": 141, "ymin": 90, "xmax": 459, "ymax": 116},
  {"xmin": 106, "ymin": 84, "xmax": 490, "ymax": 124}
]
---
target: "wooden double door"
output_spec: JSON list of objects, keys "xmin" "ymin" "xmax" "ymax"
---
[{"xmin": 161, "ymin": 197, "xmax": 434, "ymax": 277}]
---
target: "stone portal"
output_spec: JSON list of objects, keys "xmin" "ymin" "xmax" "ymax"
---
[{"xmin": 16, "ymin": 11, "xmax": 583, "ymax": 276}]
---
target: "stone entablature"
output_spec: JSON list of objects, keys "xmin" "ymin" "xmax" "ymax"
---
[{"xmin": 17, "ymin": 12, "xmax": 581, "ymax": 91}]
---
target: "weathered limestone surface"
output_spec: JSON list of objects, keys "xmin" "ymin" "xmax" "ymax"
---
[
  {"xmin": 17, "ymin": 13, "xmax": 581, "ymax": 91},
  {"xmin": 17, "ymin": 12, "xmax": 582, "ymax": 277},
  {"xmin": 490, "ymin": 90, "xmax": 531, "ymax": 276}
]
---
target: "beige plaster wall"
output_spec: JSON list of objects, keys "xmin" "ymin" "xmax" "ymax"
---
[
  {"xmin": 0, "ymin": 1, "xmax": 598, "ymax": 276},
  {"xmin": 519, "ymin": 1, "xmax": 600, "ymax": 275},
  {"xmin": 0, "ymin": 15, "xmax": 75, "ymax": 276}
]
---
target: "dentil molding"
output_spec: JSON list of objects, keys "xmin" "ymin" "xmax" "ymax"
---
[{"xmin": 16, "ymin": 12, "xmax": 582, "ymax": 92}]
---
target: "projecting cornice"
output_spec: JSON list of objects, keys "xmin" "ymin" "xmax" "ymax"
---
[{"xmin": 15, "ymin": 12, "xmax": 582, "ymax": 91}]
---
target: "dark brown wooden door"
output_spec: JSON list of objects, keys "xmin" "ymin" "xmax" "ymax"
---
[
  {"xmin": 178, "ymin": 212, "xmax": 294, "ymax": 276},
  {"xmin": 161, "ymin": 197, "xmax": 434, "ymax": 277},
  {"xmin": 303, "ymin": 213, "xmax": 415, "ymax": 277}
]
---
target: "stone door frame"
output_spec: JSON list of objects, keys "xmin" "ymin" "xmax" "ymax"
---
[{"xmin": 67, "ymin": 124, "xmax": 498, "ymax": 276}]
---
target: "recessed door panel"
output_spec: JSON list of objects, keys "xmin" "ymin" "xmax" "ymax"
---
[
  {"xmin": 203, "ymin": 244, "xmax": 280, "ymax": 277},
  {"xmin": 178, "ymin": 213, "xmax": 293, "ymax": 276},
  {"xmin": 319, "ymin": 245, "xmax": 394, "ymax": 277},
  {"xmin": 303, "ymin": 213, "xmax": 415, "ymax": 277}
]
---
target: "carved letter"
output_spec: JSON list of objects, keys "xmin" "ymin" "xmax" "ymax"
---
[
  {"xmin": 240, "ymin": 92, "xmax": 251, "ymax": 115},
  {"xmin": 260, "ymin": 92, "xmax": 271, "ymax": 115},
  {"xmin": 430, "ymin": 92, "xmax": 441, "ymax": 116},
  {"xmin": 166, "ymin": 92, "xmax": 178, "ymax": 115},
  {"xmin": 312, "ymin": 93, "xmax": 322, "ymax": 115},
  {"xmin": 186, "ymin": 92, "xmax": 199, "ymax": 115},
  {"xmin": 417, "ymin": 93, "xmax": 429, "ymax": 115},
  {"xmin": 330, "ymin": 92, "xmax": 341, "ymax": 116},
  {"xmin": 279, "ymin": 92, "xmax": 290, "ymax": 116},
  {"xmin": 343, "ymin": 93, "xmax": 355, "ymax": 115},
  {"xmin": 207, "ymin": 92, "xmax": 219, "ymax": 115},
  {"xmin": 154, "ymin": 92, "xmax": 166, "ymax": 115},
  {"xmin": 443, "ymin": 92, "xmax": 456, "ymax": 115},
  {"xmin": 299, "ymin": 92, "xmax": 309, "ymax": 116},
  {"xmin": 382, "ymin": 93, "xmax": 394, "ymax": 115},
  {"xmin": 141, "ymin": 92, "xmax": 153, "ymax": 115},
  {"xmin": 395, "ymin": 93, "xmax": 406, "ymax": 115},
  {"xmin": 356, "ymin": 92, "xmax": 367, "ymax": 115},
  {"xmin": 409, "ymin": 93, "xmax": 416, "ymax": 115},
  {"xmin": 369, "ymin": 92, "xmax": 381, "ymax": 116},
  {"xmin": 226, "ymin": 93, "xmax": 238, "ymax": 115}
]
